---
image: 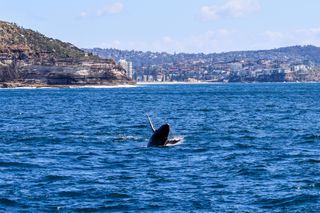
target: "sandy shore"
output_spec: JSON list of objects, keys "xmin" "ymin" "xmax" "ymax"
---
[{"xmin": 136, "ymin": 81, "xmax": 216, "ymax": 85}]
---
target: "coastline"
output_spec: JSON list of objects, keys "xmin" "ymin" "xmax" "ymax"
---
[
  {"xmin": 136, "ymin": 81, "xmax": 215, "ymax": 85},
  {"xmin": 0, "ymin": 81, "xmax": 137, "ymax": 89},
  {"xmin": 2, "ymin": 81, "xmax": 320, "ymax": 89}
]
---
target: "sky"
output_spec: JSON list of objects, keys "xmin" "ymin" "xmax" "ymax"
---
[{"xmin": 1, "ymin": 0, "xmax": 320, "ymax": 53}]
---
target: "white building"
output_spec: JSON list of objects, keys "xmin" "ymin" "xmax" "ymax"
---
[
  {"xmin": 230, "ymin": 62, "xmax": 243, "ymax": 72},
  {"xmin": 119, "ymin": 59, "xmax": 133, "ymax": 79},
  {"xmin": 292, "ymin": 64, "xmax": 308, "ymax": 72}
]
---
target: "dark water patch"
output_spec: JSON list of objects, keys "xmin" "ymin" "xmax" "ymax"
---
[
  {"xmin": 309, "ymin": 182, "xmax": 320, "ymax": 189},
  {"xmin": 106, "ymin": 192, "xmax": 131, "ymax": 199},
  {"xmin": 19, "ymin": 136, "xmax": 48, "ymax": 142},
  {"xmin": 73, "ymin": 207, "xmax": 102, "ymax": 212},
  {"xmin": 193, "ymin": 147, "xmax": 209, "ymax": 153},
  {"xmin": 94, "ymin": 130, "xmax": 112, "ymax": 135},
  {"xmin": 191, "ymin": 199, "xmax": 212, "ymax": 210},
  {"xmin": 255, "ymin": 194, "xmax": 319, "ymax": 209},
  {"xmin": 0, "ymin": 161, "xmax": 40, "ymax": 168},
  {"xmin": 200, "ymin": 126, "xmax": 216, "ymax": 131},
  {"xmin": 209, "ymin": 183, "xmax": 227, "ymax": 189},
  {"xmin": 58, "ymin": 191, "xmax": 82, "ymax": 197},
  {"xmin": 305, "ymin": 159, "xmax": 320, "ymax": 164},
  {"xmin": 58, "ymin": 151, "xmax": 81, "ymax": 156},
  {"xmin": 292, "ymin": 180, "xmax": 320, "ymax": 190},
  {"xmin": 42, "ymin": 175, "xmax": 71, "ymax": 182},
  {"xmin": 302, "ymin": 133, "xmax": 320, "ymax": 142},
  {"xmin": 234, "ymin": 142, "xmax": 256, "ymax": 149},
  {"xmin": 0, "ymin": 198, "xmax": 19, "ymax": 206},
  {"xmin": 239, "ymin": 135, "xmax": 257, "ymax": 141},
  {"xmin": 95, "ymin": 204, "xmax": 134, "ymax": 212},
  {"xmin": 236, "ymin": 164, "xmax": 268, "ymax": 177},
  {"xmin": 223, "ymin": 153, "xmax": 238, "ymax": 160},
  {"xmin": 196, "ymin": 108, "xmax": 215, "ymax": 112},
  {"xmin": 76, "ymin": 154, "xmax": 94, "ymax": 160}
]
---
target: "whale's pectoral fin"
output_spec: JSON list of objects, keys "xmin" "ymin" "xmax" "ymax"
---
[
  {"xmin": 146, "ymin": 114, "xmax": 156, "ymax": 132},
  {"xmin": 165, "ymin": 139, "xmax": 181, "ymax": 146}
]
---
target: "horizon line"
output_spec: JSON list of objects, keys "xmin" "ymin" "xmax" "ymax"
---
[{"xmin": 83, "ymin": 44, "xmax": 319, "ymax": 55}]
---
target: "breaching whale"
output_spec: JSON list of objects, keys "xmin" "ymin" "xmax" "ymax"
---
[{"xmin": 147, "ymin": 115, "xmax": 181, "ymax": 147}]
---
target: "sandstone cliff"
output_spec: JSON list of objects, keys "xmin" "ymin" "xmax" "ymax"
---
[{"xmin": 0, "ymin": 21, "xmax": 130, "ymax": 87}]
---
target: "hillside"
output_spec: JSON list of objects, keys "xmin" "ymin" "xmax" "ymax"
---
[
  {"xmin": 0, "ymin": 21, "xmax": 130, "ymax": 87},
  {"xmin": 87, "ymin": 45, "xmax": 320, "ymax": 82},
  {"xmin": 87, "ymin": 45, "xmax": 320, "ymax": 66},
  {"xmin": 0, "ymin": 21, "xmax": 87, "ymax": 59}
]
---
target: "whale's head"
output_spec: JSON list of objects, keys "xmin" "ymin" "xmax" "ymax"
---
[
  {"xmin": 148, "ymin": 123, "xmax": 170, "ymax": 147},
  {"xmin": 157, "ymin": 123, "xmax": 170, "ymax": 138}
]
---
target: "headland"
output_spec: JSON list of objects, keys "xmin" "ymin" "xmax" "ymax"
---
[{"xmin": 0, "ymin": 21, "xmax": 132, "ymax": 88}]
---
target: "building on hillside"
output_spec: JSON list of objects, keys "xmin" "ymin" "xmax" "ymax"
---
[{"xmin": 119, "ymin": 59, "xmax": 133, "ymax": 79}]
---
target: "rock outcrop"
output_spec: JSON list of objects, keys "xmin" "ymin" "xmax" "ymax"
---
[{"xmin": 0, "ymin": 21, "xmax": 130, "ymax": 87}]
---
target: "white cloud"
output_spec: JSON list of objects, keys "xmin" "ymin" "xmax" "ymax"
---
[
  {"xmin": 225, "ymin": 0, "xmax": 260, "ymax": 17},
  {"xmin": 200, "ymin": 6, "xmax": 220, "ymax": 21},
  {"xmin": 98, "ymin": 29, "xmax": 236, "ymax": 53},
  {"xmin": 100, "ymin": 40, "xmax": 122, "ymax": 49},
  {"xmin": 264, "ymin": 31, "xmax": 285, "ymax": 41},
  {"xmin": 96, "ymin": 27, "xmax": 320, "ymax": 54},
  {"xmin": 188, "ymin": 29, "xmax": 236, "ymax": 52},
  {"xmin": 97, "ymin": 2, "xmax": 124, "ymax": 16},
  {"xmin": 78, "ymin": 2, "xmax": 124, "ymax": 18},
  {"xmin": 200, "ymin": 0, "xmax": 260, "ymax": 21},
  {"xmin": 79, "ymin": 11, "xmax": 88, "ymax": 18},
  {"xmin": 162, "ymin": 36, "xmax": 174, "ymax": 44},
  {"xmin": 261, "ymin": 28, "xmax": 320, "ymax": 47},
  {"xmin": 295, "ymin": 28, "xmax": 320, "ymax": 37}
]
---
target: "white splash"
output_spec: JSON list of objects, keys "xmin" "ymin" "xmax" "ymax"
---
[{"xmin": 165, "ymin": 136, "xmax": 184, "ymax": 147}]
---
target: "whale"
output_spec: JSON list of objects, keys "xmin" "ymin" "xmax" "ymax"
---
[{"xmin": 147, "ymin": 115, "xmax": 181, "ymax": 147}]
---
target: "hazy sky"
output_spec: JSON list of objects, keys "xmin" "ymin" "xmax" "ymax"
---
[{"xmin": 1, "ymin": 0, "xmax": 320, "ymax": 53}]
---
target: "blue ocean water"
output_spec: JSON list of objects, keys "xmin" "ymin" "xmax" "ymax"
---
[{"xmin": 0, "ymin": 83, "xmax": 320, "ymax": 212}]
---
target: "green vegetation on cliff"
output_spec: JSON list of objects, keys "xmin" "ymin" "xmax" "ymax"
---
[{"xmin": 0, "ymin": 20, "xmax": 93, "ymax": 59}]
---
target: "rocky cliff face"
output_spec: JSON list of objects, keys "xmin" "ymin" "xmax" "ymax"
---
[{"xmin": 0, "ymin": 21, "xmax": 130, "ymax": 87}]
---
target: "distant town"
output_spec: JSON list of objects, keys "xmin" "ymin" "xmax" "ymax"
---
[{"xmin": 86, "ymin": 45, "xmax": 320, "ymax": 83}]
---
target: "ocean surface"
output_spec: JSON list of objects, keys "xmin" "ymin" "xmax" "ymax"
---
[{"xmin": 0, "ymin": 83, "xmax": 320, "ymax": 212}]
